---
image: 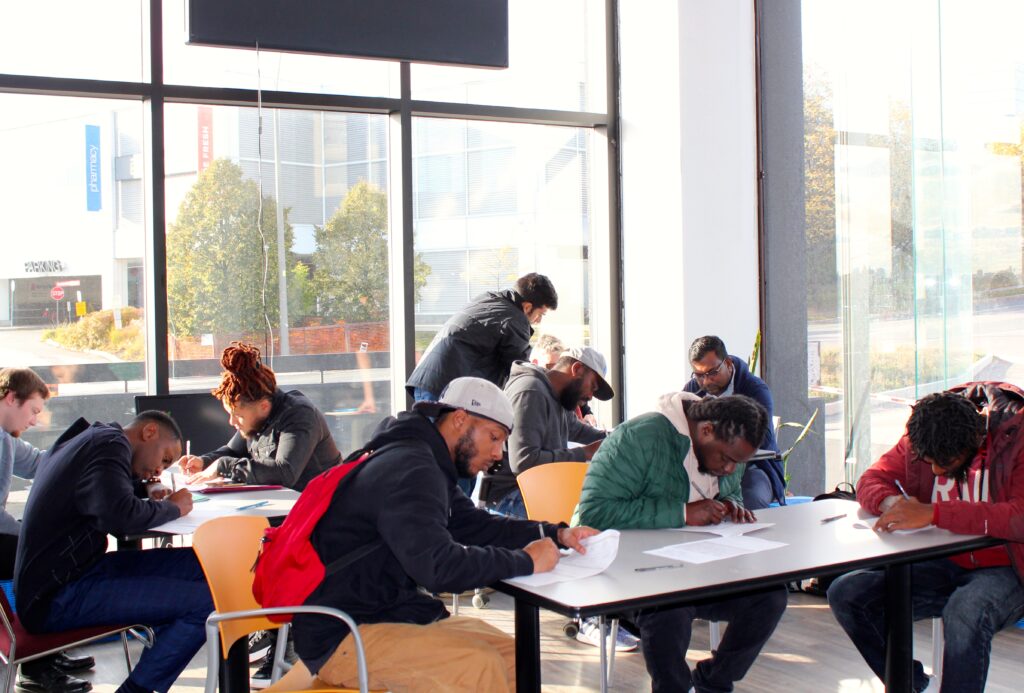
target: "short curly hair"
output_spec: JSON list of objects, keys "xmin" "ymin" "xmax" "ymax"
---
[{"xmin": 906, "ymin": 391, "xmax": 985, "ymax": 467}]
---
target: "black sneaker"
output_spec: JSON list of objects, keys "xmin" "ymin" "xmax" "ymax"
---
[
  {"xmin": 248, "ymin": 631, "xmax": 272, "ymax": 663},
  {"xmin": 17, "ymin": 660, "xmax": 92, "ymax": 693},
  {"xmin": 250, "ymin": 652, "xmax": 274, "ymax": 690}
]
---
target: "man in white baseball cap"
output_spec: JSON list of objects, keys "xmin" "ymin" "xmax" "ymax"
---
[{"xmin": 291, "ymin": 376, "xmax": 599, "ymax": 692}]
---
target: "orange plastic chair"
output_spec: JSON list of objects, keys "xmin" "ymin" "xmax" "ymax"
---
[
  {"xmin": 192, "ymin": 515, "xmax": 371, "ymax": 693},
  {"xmin": 516, "ymin": 462, "xmax": 588, "ymax": 523}
]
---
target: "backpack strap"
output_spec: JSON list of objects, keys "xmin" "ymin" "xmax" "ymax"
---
[{"xmin": 319, "ymin": 437, "xmax": 432, "ymax": 576}]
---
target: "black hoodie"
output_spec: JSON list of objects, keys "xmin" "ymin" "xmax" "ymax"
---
[{"xmin": 294, "ymin": 410, "xmax": 558, "ymax": 673}]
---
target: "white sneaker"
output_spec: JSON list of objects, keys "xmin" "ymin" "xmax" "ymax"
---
[{"xmin": 574, "ymin": 617, "xmax": 639, "ymax": 652}]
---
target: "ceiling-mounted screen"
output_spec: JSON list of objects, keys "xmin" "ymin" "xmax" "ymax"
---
[{"xmin": 188, "ymin": 0, "xmax": 508, "ymax": 68}]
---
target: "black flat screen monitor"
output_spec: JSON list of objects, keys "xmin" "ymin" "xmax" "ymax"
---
[{"xmin": 135, "ymin": 393, "xmax": 236, "ymax": 456}]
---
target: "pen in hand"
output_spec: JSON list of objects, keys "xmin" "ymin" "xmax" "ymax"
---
[{"xmin": 894, "ymin": 479, "xmax": 912, "ymax": 501}]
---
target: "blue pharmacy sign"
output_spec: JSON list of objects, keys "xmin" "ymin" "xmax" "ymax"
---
[{"xmin": 85, "ymin": 125, "xmax": 101, "ymax": 211}]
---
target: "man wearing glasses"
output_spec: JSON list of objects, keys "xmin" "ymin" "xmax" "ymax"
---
[{"xmin": 683, "ymin": 335, "xmax": 783, "ymax": 508}]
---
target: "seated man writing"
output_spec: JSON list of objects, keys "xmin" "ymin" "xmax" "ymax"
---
[
  {"xmin": 292, "ymin": 377, "xmax": 598, "ymax": 693},
  {"xmin": 181, "ymin": 341, "xmax": 342, "ymax": 491},
  {"xmin": 683, "ymin": 336, "xmax": 783, "ymax": 508},
  {"xmin": 574, "ymin": 392, "xmax": 788, "ymax": 693},
  {"xmin": 14, "ymin": 411, "xmax": 211, "ymax": 693},
  {"xmin": 485, "ymin": 346, "xmax": 611, "ymax": 518},
  {"xmin": 828, "ymin": 383, "xmax": 1024, "ymax": 693}
]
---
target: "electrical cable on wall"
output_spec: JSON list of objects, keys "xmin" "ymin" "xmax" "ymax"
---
[{"xmin": 254, "ymin": 41, "xmax": 275, "ymax": 367}]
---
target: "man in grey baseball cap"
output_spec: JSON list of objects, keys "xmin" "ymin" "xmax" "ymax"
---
[{"xmin": 291, "ymin": 376, "xmax": 599, "ymax": 692}]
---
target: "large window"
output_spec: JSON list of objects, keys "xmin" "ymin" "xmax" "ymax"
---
[
  {"xmin": 0, "ymin": 94, "xmax": 147, "ymax": 448},
  {"xmin": 803, "ymin": 0, "xmax": 1024, "ymax": 486},
  {"xmin": 0, "ymin": 3, "xmax": 613, "ymax": 452}
]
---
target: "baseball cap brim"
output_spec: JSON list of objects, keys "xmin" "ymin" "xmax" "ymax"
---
[
  {"xmin": 412, "ymin": 400, "xmax": 514, "ymax": 433},
  {"xmin": 593, "ymin": 373, "xmax": 613, "ymax": 401}
]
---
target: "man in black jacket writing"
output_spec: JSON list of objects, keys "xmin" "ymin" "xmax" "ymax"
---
[
  {"xmin": 293, "ymin": 377, "xmax": 598, "ymax": 692},
  {"xmin": 14, "ymin": 411, "xmax": 212, "ymax": 693}
]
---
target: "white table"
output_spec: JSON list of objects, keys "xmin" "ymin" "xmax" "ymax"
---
[{"xmin": 495, "ymin": 499, "xmax": 999, "ymax": 693}]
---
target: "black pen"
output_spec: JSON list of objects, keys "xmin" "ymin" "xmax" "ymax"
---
[
  {"xmin": 820, "ymin": 513, "xmax": 847, "ymax": 524},
  {"xmin": 635, "ymin": 564, "xmax": 685, "ymax": 572}
]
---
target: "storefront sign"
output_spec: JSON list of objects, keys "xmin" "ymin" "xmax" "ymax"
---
[
  {"xmin": 85, "ymin": 124, "xmax": 102, "ymax": 211},
  {"xmin": 24, "ymin": 260, "xmax": 66, "ymax": 273}
]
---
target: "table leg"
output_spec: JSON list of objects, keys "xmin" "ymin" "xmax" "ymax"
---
[
  {"xmin": 219, "ymin": 635, "xmax": 249, "ymax": 693},
  {"xmin": 514, "ymin": 599, "xmax": 541, "ymax": 693},
  {"xmin": 884, "ymin": 562, "xmax": 913, "ymax": 692}
]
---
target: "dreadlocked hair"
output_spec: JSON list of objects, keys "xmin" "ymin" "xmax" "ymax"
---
[
  {"xmin": 211, "ymin": 342, "xmax": 277, "ymax": 407},
  {"xmin": 683, "ymin": 395, "xmax": 767, "ymax": 448},
  {"xmin": 906, "ymin": 392, "xmax": 985, "ymax": 466}
]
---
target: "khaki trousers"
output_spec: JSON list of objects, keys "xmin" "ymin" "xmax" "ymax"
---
[{"xmin": 318, "ymin": 616, "xmax": 516, "ymax": 693}]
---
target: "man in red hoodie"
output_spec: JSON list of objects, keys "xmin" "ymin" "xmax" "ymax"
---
[{"xmin": 828, "ymin": 383, "xmax": 1024, "ymax": 693}]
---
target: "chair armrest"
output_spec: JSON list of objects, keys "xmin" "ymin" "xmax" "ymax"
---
[{"xmin": 204, "ymin": 606, "xmax": 368, "ymax": 693}]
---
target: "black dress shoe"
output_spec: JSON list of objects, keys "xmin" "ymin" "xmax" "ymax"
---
[
  {"xmin": 52, "ymin": 650, "xmax": 96, "ymax": 672},
  {"xmin": 16, "ymin": 662, "xmax": 92, "ymax": 693}
]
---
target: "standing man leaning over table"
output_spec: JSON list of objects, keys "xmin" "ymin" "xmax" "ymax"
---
[
  {"xmin": 293, "ymin": 377, "xmax": 598, "ymax": 693},
  {"xmin": 683, "ymin": 336, "xmax": 783, "ymax": 509},
  {"xmin": 15, "ymin": 411, "xmax": 210, "ymax": 693},
  {"xmin": 181, "ymin": 342, "xmax": 342, "ymax": 491},
  {"xmin": 828, "ymin": 383, "xmax": 1024, "ymax": 693},
  {"xmin": 574, "ymin": 393, "xmax": 788, "ymax": 693}
]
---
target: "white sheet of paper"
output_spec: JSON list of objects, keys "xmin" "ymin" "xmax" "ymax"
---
[
  {"xmin": 852, "ymin": 521, "xmax": 934, "ymax": 535},
  {"xmin": 644, "ymin": 534, "xmax": 787, "ymax": 564},
  {"xmin": 147, "ymin": 499, "xmax": 253, "ymax": 534},
  {"xmin": 506, "ymin": 529, "xmax": 620, "ymax": 587},
  {"xmin": 671, "ymin": 521, "xmax": 775, "ymax": 537}
]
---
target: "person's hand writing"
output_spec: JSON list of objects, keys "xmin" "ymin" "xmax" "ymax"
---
[
  {"xmin": 686, "ymin": 499, "xmax": 727, "ymax": 525},
  {"xmin": 874, "ymin": 497, "xmax": 932, "ymax": 532},
  {"xmin": 523, "ymin": 538, "xmax": 561, "ymax": 573},
  {"xmin": 581, "ymin": 439, "xmax": 603, "ymax": 460},
  {"xmin": 186, "ymin": 464, "xmax": 223, "ymax": 486},
  {"xmin": 722, "ymin": 500, "xmax": 756, "ymax": 523},
  {"xmin": 557, "ymin": 526, "xmax": 600, "ymax": 554},
  {"xmin": 166, "ymin": 488, "xmax": 194, "ymax": 517},
  {"xmin": 178, "ymin": 455, "xmax": 205, "ymax": 474}
]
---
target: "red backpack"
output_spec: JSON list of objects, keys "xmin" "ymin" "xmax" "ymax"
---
[{"xmin": 251, "ymin": 445, "xmax": 387, "ymax": 622}]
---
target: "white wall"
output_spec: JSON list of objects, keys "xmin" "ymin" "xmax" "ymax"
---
[{"xmin": 619, "ymin": 0, "xmax": 760, "ymax": 417}]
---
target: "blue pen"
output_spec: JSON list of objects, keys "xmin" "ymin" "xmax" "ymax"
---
[{"xmin": 236, "ymin": 500, "xmax": 270, "ymax": 512}]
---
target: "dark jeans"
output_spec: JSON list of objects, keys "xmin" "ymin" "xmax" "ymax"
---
[
  {"xmin": 634, "ymin": 585, "xmax": 787, "ymax": 693},
  {"xmin": 740, "ymin": 466, "xmax": 773, "ymax": 510},
  {"xmin": 40, "ymin": 547, "xmax": 213, "ymax": 693},
  {"xmin": 828, "ymin": 559, "xmax": 1024, "ymax": 693}
]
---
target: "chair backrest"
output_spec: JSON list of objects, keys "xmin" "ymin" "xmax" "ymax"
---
[
  {"xmin": 516, "ymin": 462, "xmax": 589, "ymax": 523},
  {"xmin": 193, "ymin": 515, "xmax": 280, "ymax": 655}
]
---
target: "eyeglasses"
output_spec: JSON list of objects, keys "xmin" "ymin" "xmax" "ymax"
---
[{"xmin": 692, "ymin": 359, "xmax": 727, "ymax": 382}]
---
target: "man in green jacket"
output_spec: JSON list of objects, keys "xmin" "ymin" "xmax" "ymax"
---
[{"xmin": 576, "ymin": 393, "xmax": 788, "ymax": 693}]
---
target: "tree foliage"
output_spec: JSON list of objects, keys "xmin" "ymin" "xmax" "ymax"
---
[
  {"xmin": 167, "ymin": 159, "xmax": 292, "ymax": 337},
  {"xmin": 312, "ymin": 181, "xmax": 431, "ymax": 323}
]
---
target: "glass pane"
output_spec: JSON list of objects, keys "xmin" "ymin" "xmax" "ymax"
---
[
  {"xmin": 412, "ymin": 117, "xmax": 598, "ymax": 405},
  {"xmin": 0, "ymin": 94, "xmax": 147, "ymax": 448},
  {"xmin": 162, "ymin": 1, "xmax": 399, "ymax": 96},
  {"xmin": 164, "ymin": 104, "xmax": 392, "ymax": 454},
  {"xmin": 411, "ymin": 0, "xmax": 607, "ymax": 113},
  {"xmin": 0, "ymin": 2, "xmax": 143, "ymax": 82},
  {"xmin": 803, "ymin": 0, "xmax": 1024, "ymax": 488}
]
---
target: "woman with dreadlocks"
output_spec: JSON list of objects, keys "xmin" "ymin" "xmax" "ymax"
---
[{"xmin": 180, "ymin": 342, "xmax": 341, "ymax": 492}]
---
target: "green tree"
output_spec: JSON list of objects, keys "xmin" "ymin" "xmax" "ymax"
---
[
  {"xmin": 312, "ymin": 181, "xmax": 431, "ymax": 322},
  {"xmin": 288, "ymin": 260, "xmax": 318, "ymax": 321},
  {"xmin": 804, "ymin": 70, "xmax": 839, "ymax": 320},
  {"xmin": 167, "ymin": 159, "xmax": 293, "ymax": 337}
]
